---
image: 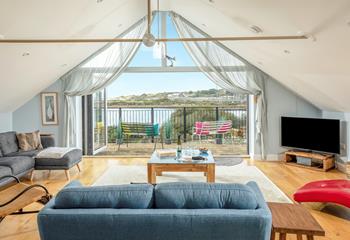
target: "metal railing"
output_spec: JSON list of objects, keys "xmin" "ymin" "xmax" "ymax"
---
[{"xmin": 105, "ymin": 106, "xmax": 248, "ymax": 145}]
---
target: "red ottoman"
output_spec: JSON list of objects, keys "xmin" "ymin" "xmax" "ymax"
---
[{"xmin": 293, "ymin": 180, "xmax": 350, "ymax": 208}]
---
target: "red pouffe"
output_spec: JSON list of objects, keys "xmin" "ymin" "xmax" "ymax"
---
[{"xmin": 293, "ymin": 180, "xmax": 350, "ymax": 208}]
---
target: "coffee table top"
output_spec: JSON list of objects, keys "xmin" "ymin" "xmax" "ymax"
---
[
  {"xmin": 268, "ymin": 202, "xmax": 325, "ymax": 236},
  {"xmin": 148, "ymin": 149, "xmax": 215, "ymax": 164}
]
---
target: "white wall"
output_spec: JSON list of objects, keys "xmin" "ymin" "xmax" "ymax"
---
[
  {"xmin": 13, "ymin": 81, "xmax": 64, "ymax": 146},
  {"xmin": 0, "ymin": 112, "xmax": 13, "ymax": 132},
  {"xmin": 12, "ymin": 80, "xmax": 83, "ymax": 148},
  {"xmin": 251, "ymin": 76, "xmax": 322, "ymax": 160},
  {"xmin": 322, "ymin": 111, "xmax": 349, "ymax": 161}
]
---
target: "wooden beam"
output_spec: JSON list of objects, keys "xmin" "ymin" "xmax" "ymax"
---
[{"xmin": 0, "ymin": 35, "xmax": 308, "ymax": 44}]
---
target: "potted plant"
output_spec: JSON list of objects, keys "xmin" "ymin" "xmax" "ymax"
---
[
  {"xmin": 115, "ymin": 124, "xmax": 123, "ymax": 145},
  {"xmin": 164, "ymin": 121, "xmax": 172, "ymax": 144}
]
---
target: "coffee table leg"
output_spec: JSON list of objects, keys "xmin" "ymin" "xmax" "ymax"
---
[
  {"xmin": 297, "ymin": 234, "xmax": 303, "ymax": 240},
  {"xmin": 207, "ymin": 164, "xmax": 215, "ymax": 183},
  {"xmin": 307, "ymin": 235, "xmax": 314, "ymax": 240},
  {"xmin": 147, "ymin": 164, "xmax": 156, "ymax": 184},
  {"xmin": 279, "ymin": 233, "xmax": 286, "ymax": 240},
  {"xmin": 270, "ymin": 229, "xmax": 275, "ymax": 240}
]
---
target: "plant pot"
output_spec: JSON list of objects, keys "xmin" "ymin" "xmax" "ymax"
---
[
  {"xmin": 116, "ymin": 139, "xmax": 123, "ymax": 144},
  {"xmin": 165, "ymin": 138, "xmax": 172, "ymax": 145}
]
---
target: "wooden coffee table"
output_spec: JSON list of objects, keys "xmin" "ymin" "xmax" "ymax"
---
[
  {"xmin": 268, "ymin": 202, "xmax": 325, "ymax": 240},
  {"xmin": 147, "ymin": 150, "xmax": 215, "ymax": 184}
]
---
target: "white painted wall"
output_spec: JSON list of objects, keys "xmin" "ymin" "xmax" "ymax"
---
[
  {"xmin": 0, "ymin": 112, "xmax": 13, "ymax": 132},
  {"xmin": 251, "ymin": 76, "xmax": 322, "ymax": 160},
  {"xmin": 12, "ymin": 80, "xmax": 83, "ymax": 149},
  {"xmin": 322, "ymin": 111, "xmax": 350, "ymax": 161},
  {"xmin": 13, "ymin": 81, "xmax": 64, "ymax": 146}
]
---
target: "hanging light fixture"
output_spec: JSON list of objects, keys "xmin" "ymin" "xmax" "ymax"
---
[{"xmin": 152, "ymin": 0, "xmax": 166, "ymax": 59}]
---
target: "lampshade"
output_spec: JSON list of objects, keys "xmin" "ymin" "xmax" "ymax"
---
[{"xmin": 142, "ymin": 32, "xmax": 156, "ymax": 47}]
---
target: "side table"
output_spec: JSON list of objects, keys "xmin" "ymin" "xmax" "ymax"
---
[{"xmin": 268, "ymin": 202, "xmax": 325, "ymax": 240}]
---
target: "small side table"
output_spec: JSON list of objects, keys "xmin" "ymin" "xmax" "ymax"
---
[{"xmin": 268, "ymin": 202, "xmax": 325, "ymax": 240}]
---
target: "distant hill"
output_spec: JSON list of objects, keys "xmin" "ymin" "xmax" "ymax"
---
[{"xmin": 107, "ymin": 89, "xmax": 247, "ymax": 108}]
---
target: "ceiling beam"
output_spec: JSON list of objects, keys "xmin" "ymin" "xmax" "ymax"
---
[{"xmin": 0, "ymin": 35, "xmax": 307, "ymax": 44}]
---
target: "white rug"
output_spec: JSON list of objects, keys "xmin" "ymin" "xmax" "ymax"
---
[{"xmin": 93, "ymin": 162, "xmax": 291, "ymax": 203}]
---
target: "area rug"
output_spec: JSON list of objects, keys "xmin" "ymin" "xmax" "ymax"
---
[
  {"xmin": 215, "ymin": 157, "xmax": 243, "ymax": 166},
  {"xmin": 93, "ymin": 162, "xmax": 291, "ymax": 203}
]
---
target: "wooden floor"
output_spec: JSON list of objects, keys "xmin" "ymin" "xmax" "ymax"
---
[{"xmin": 0, "ymin": 157, "xmax": 349, "ymax": 240}]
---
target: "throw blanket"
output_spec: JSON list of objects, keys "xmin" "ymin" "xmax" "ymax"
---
[{"xmin": 36, "ymin": 147, "xmax": 76, "ymax": 159}]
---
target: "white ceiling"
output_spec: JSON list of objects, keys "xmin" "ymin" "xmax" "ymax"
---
[{"xmin": 1, "ymin": 0, "xmax": 350, "ymax": 112}]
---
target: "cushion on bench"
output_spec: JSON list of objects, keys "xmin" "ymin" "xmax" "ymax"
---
[
  {"xmin": 155, "ymin": 182, "xmax": 258, "ymax": 209},
  {"xmin": 55, "ymin": 182, "xmax": 154, "ymax": 209}
]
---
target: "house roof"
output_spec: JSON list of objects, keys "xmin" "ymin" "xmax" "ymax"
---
[{"xmin": 1, "ymin": 0, "xmax": 349, "ymax": 112}]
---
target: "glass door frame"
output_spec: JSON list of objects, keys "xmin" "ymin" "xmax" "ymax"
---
[{"xmin": 82, "ymin": 89, "xmax": 108, "ymax": 155}]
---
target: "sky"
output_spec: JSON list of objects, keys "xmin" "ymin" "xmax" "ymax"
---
[{"xmin": 106, "ymin": 12, "xmax": 216, "ymax": 99}]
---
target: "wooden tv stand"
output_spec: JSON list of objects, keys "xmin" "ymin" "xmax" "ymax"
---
[{"xmin": 284, "ymin": 150, "xmax": 335, "ymax": 172}]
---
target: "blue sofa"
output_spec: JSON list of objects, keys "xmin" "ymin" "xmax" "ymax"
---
[{"xmin": 38, "ymin": 181, "xmax": 272, "ymax": 240}]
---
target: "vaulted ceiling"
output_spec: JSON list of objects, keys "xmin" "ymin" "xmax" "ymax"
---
[{"xmin": 1, "ymin": 0, "xmax": 350, "ymax": 112}]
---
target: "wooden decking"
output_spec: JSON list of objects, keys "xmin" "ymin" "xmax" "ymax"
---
[
  {"xmin": 97, "ymin": 141, "xmax": 247, "ymax": 156},
  {"xmin": 0, "ymin": 157, "xmax": 348, "ymax": 240}
]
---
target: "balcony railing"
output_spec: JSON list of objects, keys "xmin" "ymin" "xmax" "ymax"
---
[{"xmin": 105, "ymin": 106, "xmax": 248, "ymax": 147}]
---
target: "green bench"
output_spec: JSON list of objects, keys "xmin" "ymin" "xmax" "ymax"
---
[{"xmin": 118, "ymin": 122, "xmax": 163, "ymax": 150}]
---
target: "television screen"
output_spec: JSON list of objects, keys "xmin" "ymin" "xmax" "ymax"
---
[{"xmin": 281, "ymin": 117, "xmax": 340, "ymax": 154}]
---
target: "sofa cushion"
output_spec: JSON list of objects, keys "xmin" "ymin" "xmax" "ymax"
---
[
  {"xmin": 6, "ymin": 150, "xmax": 39, "ymax": 158},
  {"xmin": 0, "ymin": 156, "xmax": 35, "ymax": 175},
  {"xmin": 0, "ymin": 166, "xmax": 12, "ymax": 177},
  {"xmin": 55, "ymin": 182, "xmax": 154, "ymax": 209},
  {"xmin": 16, "ymin": 130, "xmax": 43, "ymax": 151},
  {"xmin": 0, "ymin": 131, "xmax": 19, "ymax": 155},
  {"xmin": 155, "ymin": 182, "xmax": 258, "ymax": 209}
]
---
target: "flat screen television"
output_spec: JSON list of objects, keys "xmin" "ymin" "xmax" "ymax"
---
[{"xmin": 281, "ymin": 116, "xmax": 340, "ymax": 154}]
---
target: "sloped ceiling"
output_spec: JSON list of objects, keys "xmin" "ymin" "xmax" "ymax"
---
[
  {"xmin": 1, "ymin": 0, "xmax": 350, "ymax": 112},
  {"xmin": 0, "ymin": 0, "xmax": 146, "ymax": 112}
]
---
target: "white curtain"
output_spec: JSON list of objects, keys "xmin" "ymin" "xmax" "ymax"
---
[
  {"xmin": 171, "ymin": 12, "xmax": 267, "ymax": 158},
  {"xmin": 61, "ymin": 17, "xmax": 147, "ymax": 147}
]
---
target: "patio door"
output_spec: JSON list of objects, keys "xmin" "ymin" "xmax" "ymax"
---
[
  {"xmin": 93, "ymin": 89, "xmax": 107, "ymax": 152},
  {"xmin": 82, "ymin": 89, "xmax": 107, "ymax": 155}
]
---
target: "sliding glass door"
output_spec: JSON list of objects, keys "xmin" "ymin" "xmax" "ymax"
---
[{"xmin": 93, "ymin": 89, "xmax": 107, "ymax": 152}]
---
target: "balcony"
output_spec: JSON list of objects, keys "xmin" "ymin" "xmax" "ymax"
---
[{"xmin": 95, "ymin": 106, "xmax": 248, "ymax": 156}]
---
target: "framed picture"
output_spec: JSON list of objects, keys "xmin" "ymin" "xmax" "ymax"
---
[{"xmin": 41, "ymin": 92, "xmax": 59, "ymax": 125}]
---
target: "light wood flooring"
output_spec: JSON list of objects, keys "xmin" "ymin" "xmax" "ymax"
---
[{"xmin": 0, "ymin": 157, "xmax": 349, "ymax": 240}]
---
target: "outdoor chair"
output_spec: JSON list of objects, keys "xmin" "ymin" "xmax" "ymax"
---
[
  {"xmin": 118, "ymin": 122, "xmax": 163, "ymax": 150},
  {"xmin": 192, "ymin": 120, "xmax": 233, "ymax": 143}
]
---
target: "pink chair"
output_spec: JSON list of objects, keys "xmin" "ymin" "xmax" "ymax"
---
[{"xmin": 192, "ymin": 120, "xmax": 232, "ymax": 142}]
